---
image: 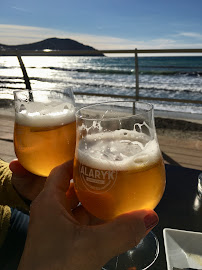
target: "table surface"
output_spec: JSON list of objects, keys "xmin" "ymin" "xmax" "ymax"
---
[{"xmin": 149, "ymin": 164, "xmax": 202, "ymax": 270}]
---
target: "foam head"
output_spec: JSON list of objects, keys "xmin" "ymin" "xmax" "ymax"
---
[
  {"xmin": 77, "ymin": 129, "xmax": 161, "ymax": 171},
  {"xmin": 15, "ymin": 101, "xmax": 75, "ymax": 127}
]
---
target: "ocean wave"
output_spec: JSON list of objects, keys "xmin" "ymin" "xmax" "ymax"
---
[
  {"xmin": 39, "ymin": 66, "xmax": 202, "ymax": 77},
  {"xmin": 139, "ymin": 64, "xmax": 202, "ymax": 69},
  {"xmin": 140, "ymin": 70, "xmax": 202, "ymax": 77},
  {"xmin": 1, "ymin": 63, "xmax": 202, "ymax": 77},
  {"xmin": 1, "ymin": 74, "xmax": 201, "ymax": 94},
  {"xmin": 0, "ymin": 66, "xmax": 21, "ymax": 69},
  {"xmin": 0, "ymin": 76, "xmax": 24, "ymax": 82},
  {"xmin": 40, "ymin": 66, "xmax": 134, "ymax": 75}
]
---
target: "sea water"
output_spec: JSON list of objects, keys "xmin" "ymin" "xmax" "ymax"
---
[{"xmin": 0, "ymin": 56, "xmax": 202, "ymax": 117}]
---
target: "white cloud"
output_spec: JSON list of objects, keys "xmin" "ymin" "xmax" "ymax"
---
[
  {"xmin": 0, "ymin": 24, "xmax": 137, "ymax": 49},
  {"xmin": 11, "ymin": 6, "xmax": 31, "ymax": 13},
  {"xmin": 0, "ymin": 24, "xmax": 202, "ymax": 56},
  {"xmin": 178, "ymin": 32, "xmax": 202, "ymax": 39},
  {"xmin": 0, "ymin": 24, "xmax": 64, "ymax": 44}
]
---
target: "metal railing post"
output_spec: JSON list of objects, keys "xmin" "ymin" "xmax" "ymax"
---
[
  {"xmin": 16, "ymin": 50, "xmax": 33, "ymax": 101},
  {"xmin": 16, "ymin": 51, "xmax": 31, "ymax": 90},
  {"xmin": 134, "ymin": 48, "xmax": 139, "ymax": 101}
]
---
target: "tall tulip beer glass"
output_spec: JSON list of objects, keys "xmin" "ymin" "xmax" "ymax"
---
[
  {"xmin": 73, "ymin": 101, "xmax": 166, "ymax": 269},
  {"xmin": 14, "ymin": 90, "xmax": 76, "ymax": 177}
]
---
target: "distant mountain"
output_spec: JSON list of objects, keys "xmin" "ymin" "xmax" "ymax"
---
[{"xmin": 0, "ymin": 37, "xmax": 104, "ymax": 56}]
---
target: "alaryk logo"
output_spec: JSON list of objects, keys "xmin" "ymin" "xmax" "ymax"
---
[{"xmin": 79, "ymin": 164, "xmax": 117, "ymax": 193}]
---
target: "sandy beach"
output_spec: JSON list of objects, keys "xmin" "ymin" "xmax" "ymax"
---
[
  {"xmin": 0, "ymin": 100, "xmax": 201, "ymax": 171},
  {"xmin": 155, "ymin": 116, "xmax": 202, "ymax": 141},
  {"xmin": 1, "ymin": 99, "xmax": 202, "ymax": 140}
]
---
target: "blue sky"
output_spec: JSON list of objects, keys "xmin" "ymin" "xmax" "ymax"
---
[{"xmin": 0, "ymin": 0, "xmax": 202, "ymax": 50}]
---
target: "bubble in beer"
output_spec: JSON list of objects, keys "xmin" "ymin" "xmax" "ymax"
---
[{"xmin": 19, "ymin": 104, "xmax": 26, "ymax": 113}]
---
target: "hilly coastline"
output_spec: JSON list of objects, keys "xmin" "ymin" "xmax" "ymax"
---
[{"xmin": 0, "ymin": 37, "xmax": 104, "ymax": 56}]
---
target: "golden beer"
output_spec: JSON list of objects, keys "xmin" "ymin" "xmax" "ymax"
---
[
  {"xmin": 14, "ymin": 102, "xmax": 76, "ymax": 177},
  {"xmin": 74, "ymin": 131, "xmax": 165, "ymax": 220}
]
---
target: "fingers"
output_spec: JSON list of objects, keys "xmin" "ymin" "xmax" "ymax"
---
[
  {"xmin": 10, "ymin": 159, "xmax": 73, "ymax": 204},
  {"xmin": 10, "ymin": 160, "xmax": 46, "ymax": 201},
  {"xmin": 94, "ymin": 209, "xmax": 159, "ymax": 259},
  {"xmin": 9, "ymin": 160, "xmax": 30, "ymax": 177},
  {"xmin": 46, "ymin": 160, "xmax": 73, "ymax": 193}
]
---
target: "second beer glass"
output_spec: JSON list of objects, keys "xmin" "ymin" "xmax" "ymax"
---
[
  {"xmin": 74, "ymin": 101, "xmax": 165, "ymax": 220},
  {"xmin": 73, "ymin": 100, "xmax": 166, "ymax": 269},
  {"xmin": 14, "ymin": 90, "xmax": 76, "ymax": 177}
]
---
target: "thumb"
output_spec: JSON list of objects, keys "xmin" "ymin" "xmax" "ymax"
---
[
  {"xmin": 32, "ymin": 160, "xmax": 74, "ymax": 211},
  {"xmin": 45, "ymin": 160, "xmax": 73, "ymax": 193},
  {"xmin": 95, "ymin": 209, "xmax": 158, "ymax": 260}
]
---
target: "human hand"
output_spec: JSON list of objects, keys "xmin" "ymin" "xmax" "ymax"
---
[
  {"xmin": 18, "ymin": 161, "xmax": 159, "ymax": 270},
  {"xmin": 9, "ymin": 160, "xmax": 46, "ymax": 201}
]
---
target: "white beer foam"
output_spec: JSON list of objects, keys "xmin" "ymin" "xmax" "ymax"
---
[
  {"xmin": 77, "ymin": 130, "xmax": 161, "ymax": 171},
  {"xmin": 15, "ymin": 102, "xmax": 75, "ymax": 127}
]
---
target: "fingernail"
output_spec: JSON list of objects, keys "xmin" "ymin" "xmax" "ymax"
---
[{"xmin": 144, "ymin": 213, "xmax": 159, "ymax": 230}]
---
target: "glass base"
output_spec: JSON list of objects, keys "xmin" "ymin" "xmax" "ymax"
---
[{"xmin": 102, "ymin": 231, "xmax": 159, "ymax": 270}]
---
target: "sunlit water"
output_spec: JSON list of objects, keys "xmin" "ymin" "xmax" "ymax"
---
[{"xmin": 0, "ymin": 56, "xmax": 202, "ymax": 117}]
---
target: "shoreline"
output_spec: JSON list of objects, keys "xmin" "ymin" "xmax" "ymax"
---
[
  {"xmin": 154, "ymin": 109, "xmax": 202, "ymax": 124},
  {"xmin": 0, "ymin": 98, "xmax": 202, "ymax": 141},
  {"xmin": 0, "ymin": 106, "xmax": 201, "ymax": 170},
  {"xmin": 0, "ymin": 114, "xmax": 201, "ymax": 143},
  {"xmin": 1, "ymin": 98, "xmax": 202, "ymax": 121}
]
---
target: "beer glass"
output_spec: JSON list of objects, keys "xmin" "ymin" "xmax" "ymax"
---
[
  {"xmin": 73, "ymin": 100, "xmax": 166, "ymax": 270},
  {"xmin": 14, "ymin": 89, "xmax": 76, "ymax": 177}
]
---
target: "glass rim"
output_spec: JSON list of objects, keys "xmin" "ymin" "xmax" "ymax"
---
[
  {"xmin": 76, "ymin": 100, "xmax": 154, "ymax": 121},
  {"xmin": 13, "ymin": 89, "xmax": 75, "ymax": 104}
]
